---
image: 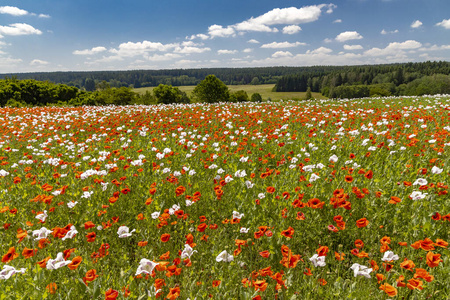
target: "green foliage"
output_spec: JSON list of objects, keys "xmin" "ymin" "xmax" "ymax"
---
[
  {"xmin": 250, "ymin": 92, "xmax": 262, "ymax": 102},
  {"xmin": 231, "ymin": 90, "xmax": 249, "ymax": 102},
  {"xmin": 305, "ymin": 87, "xmax": 312, "ymax": 100},
  {"xmin": 153, "ymin": 84, "xmax": 190, "ymax": 104},
  {"xmin": 192, "ymin": 75, "xmax": 230, "ymax": 103}
]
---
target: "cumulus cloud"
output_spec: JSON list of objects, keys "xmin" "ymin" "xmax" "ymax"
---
[
  {"xmin": 110, "ymin": 40, "xmax": 178, "ymax": 57},
  {"xmin": 0, "ymin": 23, "xmax": 42, "ymax": 36},
  {"xmin": 208, "ymin": 24, "xmax": 236, "ymax": 38},
  {"xmin": 218, "ymin": 49, "xmax": 238, "ymax": 54},
  {"xmin": 272, "ymin": 51, "xmax": 293, "ymax": 58},
  {"xmin": 282, "ymin": 25, "xmax": 302, "ymax": 34},
  {"xmin": 411, "ymin": 20, "xmax": 423, "ymax": 28},
  {"xmin": 144, "ymin": 53, "xmax": 182, "ymax": 61},
  {"xmin": 261, "ymin": 41, "xmax": 306, "ymax": 48},
  {"xmin": 0, "ymin": 6, "xmax": 28, "ymax": 16},
  {"xmin": 307, "ymin": 47, "xmax": 332, "ymax": 55},
  {"xmin": 30, "ymin": 59, "xmax": 49, "ymax": 66},
  {"xmin": 187, "ymin": 33, "xmax": 209, "ymax": 40},
  {"xmin": 419, "ymin": 44, "xmax": 450, "ymax": 51},
  {"xmin": 201, "ymin": 4, "xmax": 336, "ymax": 38},
  {"xmin": 436, "ymin": 19, "xmax": 450, "ymax": 29},
  {"xmin": 335, "ymin": 31, "xmax": 363, "ymax": 42},
  {"xmin": 247, "ymin": 39, "xmax": 260, "ymax": 44},
  {"xmin": 333, "ymin": 19, "xmax": 342, "ymax": 23},
  {"xmin": 364, "ymin": 40, "xmax": 422, "ymax": 56},
  {"xmin": 174, "ymin": 46, "xmax": 211, "ymax": 54},
  {"xmin": 73, "ymin": 46, "xmax": 107, "ymax": 55},
  {"xmin": 0, "ymin": 6, "xmax": 50, "ymax": 18},
  {"xmin": 242, "ymin": 48, "xmax": 253, "ymax": 53},
  {"xmin": 381, "ymin": 29, "xmax": 399, "ymax": 35},
  {"xmin": 343, "ymin": 44, "xmax": 363, "ymax": 50}
]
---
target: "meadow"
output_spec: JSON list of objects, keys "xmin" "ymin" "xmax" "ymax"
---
[
  {"xmin": 0, "ymin": 96, "xmax": 449, "ymax": 299},
  {"xmin": 134, "ymin": 84, "xmax": 326, "ymax": 101}
]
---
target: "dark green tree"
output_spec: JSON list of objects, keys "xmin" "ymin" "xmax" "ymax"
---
[
  {"xmin": 231, "ymin": 90, "xmax": 249, "ymax": 102},
  {"xmin": 251, "ymin": 93, "xmax": 262, "ymax": 102},
  {"xmin": 84, "ymin": 78, "xmax": 95, "ymax": 91},
  {"xmin": 191, "ymin": 75, "xmax": 230, "ymax": 103},
  {"xmin": 153, "ymin": 84, "xmax": 190, "ymax": 104}
]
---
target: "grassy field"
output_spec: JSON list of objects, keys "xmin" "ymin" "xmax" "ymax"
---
[{"xmin": 134, "ymin": 84, "xmax": 326, "ymax": 101}]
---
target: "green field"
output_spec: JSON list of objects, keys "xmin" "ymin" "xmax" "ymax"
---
[{"xmin": 134, "ymin": 84, "xmax": 326, "ymax": 101}]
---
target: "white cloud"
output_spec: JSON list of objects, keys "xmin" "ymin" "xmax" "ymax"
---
[
  {"xmin": 436, "ymin": 19, "xmax": 450, "ymax": 29},
  {"xmin": 38, "ymin": 14, "xmax": 51, "ymax": 18},
  {"xmin": 233, "ymin": 21, "xmax": 277, "ymax": 33},
  {"xmin": 0, "ymin": 23, "xmax": 42, "ymax": 36},
  {"xmin": 144, "ymin": 53, "xmax": 182, "ymax": 61},
  {"xmin": 282, "ymin": 25, "xmax": 302, "ymax": 34},
  {"xmin": 218, "ymin": 49, "xmax": 238, "ymax": 54},
  {"xmin": 307, "ymin": 47, "xmax": 332, "ymax": 55},
  {"xmin": 0, "ymin": 6, "xmax": 28, "ymax": 16},
  {"xmin": 381, "ymin": 29, "xmax": 399, "ymax": 35},
  {"xmin": 343, "ymin": 44, "xmax": 363, "ymax": 50},
  {"xmin": 247, "ymin": 39, "xmax": 260, "ymax": 44},
  {"xmin": 205, "ymin": 4, "xmax": 335, "ymax": 38},
  {"xmin": 187, "ymin": 33, "xmax": 209, "ymax": 40},
  {"xmin": 181, "ymin": 41, "xmax": 203, "ymax": 47},
  {"xmin": 73, "ymin": 46, "xmax": 107, "ymax": 55},
  {"xmin": 208, "ymin": 24, "xmax": 236, "ymax": 38},
  {"xmin": 411, "ymin": 20, "xmax": 423, "ymax": 28},
  {"xmin": 333, "ymin": 19, "xmax": 342, "ymax": 23},
  {"xmin": 30, "ymin": 59, "xmax": 49, "ymax": 66},
  {"xmin": 335, "ymin": 31, "xmax": 363, "ymax": 42},
  {"xmin": 419, "ymin": 44, "xmax": 450, "ymax": 51},
  {"xmin": 261, "ymin": 41, "xmax": 306, "ymax": 48},
  {"xmin": 242, "ymin": 48, "xmax": 253, "ymax": 53},
  {"xmin": 272, "ymin": 51, "xmax": 293, "ymax": 58},
  {"xmin": 365, "ymin": 40, "xmax": 422, "ymax": 56},
  {"xmin": 110, "ymin": 40, "xmax": 178, "ymax": 57},
  {"xmin": 174, "ymin": 46, "xmax": 211, "ymax": 54},
  {"xmin": 323, "ymin": 38, "xmax": 333, "ymax": 43}
]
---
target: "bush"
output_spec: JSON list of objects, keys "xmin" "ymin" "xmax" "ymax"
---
[
  {"xmin": 192, "ymin": 75, "xmax": 230, "ymax": 103},
  {"xmin": 231, "ymin": 90, "xmax": 249, "ymax": 102},
  {"xmin": 251, "ymin": 93, "xmax": 262, "ymax": 102},
  {"xmin": 153, "ymin": 84, "xmax": 190, "ymax": 104}
]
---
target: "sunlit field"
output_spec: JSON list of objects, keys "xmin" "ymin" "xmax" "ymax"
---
[
  {"xmin": 1, "ymin": 96, "xmax": 450, "ymax": 299},
  {"xmin": 134, "ymin": 84, "xmax": 326, "ymax": 101}
]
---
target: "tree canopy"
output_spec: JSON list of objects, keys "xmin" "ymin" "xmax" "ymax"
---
[{"xmin": 191, "ymin": 75, "xmax": 230, "ymax": 103}]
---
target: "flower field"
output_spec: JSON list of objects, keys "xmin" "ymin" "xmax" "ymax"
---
[{"xmin": 1, "ymin": 96, "xmax": 450, "ymax": 299}]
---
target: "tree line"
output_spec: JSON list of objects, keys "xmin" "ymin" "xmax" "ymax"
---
[
  {"xmin": 0, "ymin": 75, "xmax": 263, "ymax": 107},
  {"xmin": 273, "ymin": 61, "xmax": 450, "ymax": 98},
  {"xmin": 1, "ymin": 67, "xmax": 306, "ymax": 90}
]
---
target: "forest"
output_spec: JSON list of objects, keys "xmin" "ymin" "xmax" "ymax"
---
[
  {"xmin": 2, "ymin": 61, "xmax": 449, "ymax": 96},
  {"xmin": 274, "ymin": 61, "xmax": 450, "ymax": 97}
]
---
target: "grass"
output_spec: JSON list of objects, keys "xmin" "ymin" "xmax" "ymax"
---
[{"xmin": 134, "ymin": 84, "xmax": 326, "ymax": 101}]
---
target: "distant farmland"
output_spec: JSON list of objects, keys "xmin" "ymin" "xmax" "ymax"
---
[{"xmin": 134, "ymin": 84, "xmax": 326, "ymax": 101}]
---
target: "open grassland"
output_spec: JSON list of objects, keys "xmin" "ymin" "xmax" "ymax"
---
[
  {"xmin": 0, "ymin": 96, "xmax": 450, "ymax": 299},
  {"xmin": 134, "ymin": 84, "xmax": 326, "ymax": 101}
]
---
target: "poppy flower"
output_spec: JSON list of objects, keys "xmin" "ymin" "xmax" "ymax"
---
[
  {"xmin": 166, "ymin": 286, "xmax": 181, "ymax": 299},
  {"xmin": 281, "ymin": 226, "xmax": 294, "ymax": 238},
  {"xmin": 400, "ymin": 259, "xmax": 415, "ymax": 271},
  {"xmin": 388, "ymin": 196, "xmax": 402, "ymax": 204},
  {"xmin": 259, "ymin": 250, "xmax": 270, "ymax": 258},
  {"xmin": 379, "ymin": 283, "xmax": 397, "ymax": 296},
  {"xmin": 86, "ymin": 232, "xmax": 96, "ymax": 242},
  {"xmin": 426, "ymin": 251, "xmax": 442, "ymax": 268},
  {"xmin": 356, "ymin": 218, "xmax": 369, "ymax": 228},
  {"xmin": 22, "ymin": 247, "xmax": 37, "ymax": 259},
  {"xmin": 105, "ymin": 288, "xmax": 119, "ymax": 300},
  {"xmin": 344, "ymin": 175, "xmax": 353, "ymax": 183},
  {"xmin": 46, "ymin": 283, "xmax": 57, "ymax": 294},
  {"xmin": 2, "ymin": 247, "xmax": 19, "ymax": 263},
  {"xmin": 68, "ymin": 256, "xmax": 83, "ymax": 270},
  {"xmin": 407, "ymin": 278, "xmax": 423, "ymax": 290}
]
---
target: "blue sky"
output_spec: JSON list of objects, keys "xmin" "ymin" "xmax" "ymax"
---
[{"xmin": 0, "ymin": 0, "xmax": 449, "ymax": 73}]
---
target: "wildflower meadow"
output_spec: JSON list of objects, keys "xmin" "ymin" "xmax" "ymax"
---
[{"xmin": 1, "ymin": 96, "xmax": 450, "ymax": 299}]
